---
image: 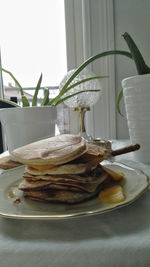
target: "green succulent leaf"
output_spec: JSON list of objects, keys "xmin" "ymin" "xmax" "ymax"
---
[
  {"xmin": 0, "ymin": 67, "xmax": 24, "ymax": 96},
  {"xmin": 0, "ymin": 98, "xmax": 20, "ymax": 107},
  {"xmin": 123, "ymin": 32, "xmax": 150, "ymax": 75},
  {"xmin": 51, "ymin": 89, "xmax": 100, "ymax": 106},
  {"xmin": 116, "ymin": 89, "xmax": 124, "ymax": 116},
  {"xmin": 32, "ymin": 73, "xmax": 43, "ymax": 106},
  {"xmin": 49, "ymin": 75, "xmax": 108, "ymax": 105},
  {"xmin": 51, "ymin": 50, "xmax": 132, "ymax": 105},
  {"xmin": 22, "ymin": 96, "xmax": 30, "ymax": 107},
  {"xmin": 59, "ymin": 50, "xmax": 132, "ymax": 91},
  {"xmin": 41, "ymin": 89, "xmax": 49, "ymax": 106},
  {"xmin": 65, "ymin": 75, "xmax": 108, "ymax": 92},
  {"xmin": 0, "ymin": 67, "xmax": 30, "ymax": 107}
]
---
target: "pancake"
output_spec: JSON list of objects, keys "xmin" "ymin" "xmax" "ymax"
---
[
  {"xmin": 25, "ymin": 143, "xmax": 109, "ymax": 175},
  {"xmin": 19, "ymin": 166, "xmax": 108, "ymax": 193},
  {"xmin": 25, "ymin": 163, "xmax": 97, "ymax": 175},
  {"xmin": 13, "ymin": 134, "xmax": 111, "ymax": 204},
  {"xmin": 12, "ymin": 134, "xmax": 87, "ymax": 165},
  {"xmin": 23, "ymin": 188, "xmax": 102, "ymax": 204}
]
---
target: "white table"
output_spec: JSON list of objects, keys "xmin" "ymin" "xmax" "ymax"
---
[{"xmin": 0, "ymin": 140, "xmax": 150, "ymax": 267}]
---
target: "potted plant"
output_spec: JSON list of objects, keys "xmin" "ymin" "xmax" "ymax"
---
[
  {"xmin": 0, "ymin": 49, "xmax": 131, "ymax": 153},
  {"xmin": 116, "ymin": 32, "xmax": 150, "ymax": 163}
]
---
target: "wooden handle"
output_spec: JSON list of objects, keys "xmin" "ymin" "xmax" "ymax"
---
[{"xmin": 111, "ymin": 144, "xmax": 140, "ymax": 157}]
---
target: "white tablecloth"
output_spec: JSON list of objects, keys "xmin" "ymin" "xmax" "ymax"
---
[{"xmin": 0, "ymin": 140, "xmax": 150, "ymax": 267}]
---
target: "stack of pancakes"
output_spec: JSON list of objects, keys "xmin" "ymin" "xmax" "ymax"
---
[{"xmin": 12, "ymin": 134, "xmax": 111, "ymax": 204}]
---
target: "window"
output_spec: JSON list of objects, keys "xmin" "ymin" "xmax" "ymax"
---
[
  {"xmin": 0, "ymin": 0, "xmax": 117, "ymax": 139},
  {"xmin": 0, "ymin": 0, "xmax": 67, "ymax": 99}
]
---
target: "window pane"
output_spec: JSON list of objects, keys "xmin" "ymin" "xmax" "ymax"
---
[{"xmin": 0, "ymin": 0, "xmax": 67, "ymax": 88}]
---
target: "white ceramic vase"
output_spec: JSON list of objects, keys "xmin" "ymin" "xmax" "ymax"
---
[
  {"xmin": 0, "ymin": 106, "xmax": 57, "ymax": 154},
  {"xmin": 122, "ymin": 73, "xmax": 150, "ymax": 163}
]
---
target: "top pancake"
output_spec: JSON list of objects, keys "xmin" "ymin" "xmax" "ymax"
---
[{"xmin": 12, "ymin": 134, "xmax": 87, "ymax": 165}]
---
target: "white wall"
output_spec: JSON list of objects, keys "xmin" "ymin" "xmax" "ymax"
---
[{"xmin": 114, "ymin": 0, "xmax": 150, "ymax": 139}]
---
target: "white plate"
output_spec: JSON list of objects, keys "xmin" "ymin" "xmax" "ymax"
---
[{"xmin": 0, "ymin": 162, "xmax": 149, "ymax": 219}]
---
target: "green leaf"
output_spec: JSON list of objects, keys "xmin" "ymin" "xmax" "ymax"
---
[
  {"xmin": 0, "ymin": 98, "xmax": 20, "ymax": 107},
  {"xmin": 116, "ymin": 89, "xmax": 124, "ymax": 116},
  {"xmin": 60, "ymin": 50, "xmax": 132, "ymax": 91},
  {"xmin": 0, "ymin": 67, "xmax": 24, "ymax": 96},
  {"xmin": 49, "ymin": 75, "xmax": 108, "ymax": 105},
  {"xmin": 22, "ymin": 96, "xmax": 30, "ymax": 107},
  {"xmin": 123, "ymin": 32, "xmax": 150, "ymax": 74},
  {"xmin": 32, "ymin": 73, "xmax": 43, "ymax": 106},
  {"xmin": 0, "ymin": 67, "xmax": 30, "ymax": 107},
  {"xmin": 67, "ymin": 75, "xmax": 108, "ymax": 90},
  {"xmin": 51, "ymin": 50, "xmax": 132, "ymax": 105},
  {"xmin": 41, "ymin": 89, "xmax": 49, "ymax": 106},
  {"xmin": 52, "ymin": 89, "xmax": 100, "ymax": 106}
]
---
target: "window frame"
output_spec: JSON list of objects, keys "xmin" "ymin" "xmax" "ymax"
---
[{"xmin": 64, "ymin": 0, "xmax": 116, "ymax": 139}]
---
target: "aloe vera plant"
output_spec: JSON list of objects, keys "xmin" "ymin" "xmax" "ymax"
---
[
  {"xmin": 123, "ymin": 32, "xmax": 150, "ymax": 75},
  {"xmin": 116, "ymin": 32, "xmax": 150, "ymax": 114},
  {"xmin": 0, "ymin": 49, "xmax": 132, "ymax": 108}
]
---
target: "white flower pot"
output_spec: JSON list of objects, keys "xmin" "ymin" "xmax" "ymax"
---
[
  {"xmin": 0, "ymin": 106, "xmax": 57, "ymax": 154},
  {"xmin": 122, "ymin": 73, "xmax": 150, "ymax": 163}
]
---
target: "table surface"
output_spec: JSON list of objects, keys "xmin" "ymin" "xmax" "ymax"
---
[{"xmin": 0, "ymin": 140, "xmax": 150, "ymax": 267}]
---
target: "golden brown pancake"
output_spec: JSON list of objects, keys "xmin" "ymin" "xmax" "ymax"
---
[
  {"xmin": 12, "ymin": 134, "xmax": 87, "ymax": 165},
  {"xmin": 13, "ymin": 134, "xmax": 111, "ymax": 204}
]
